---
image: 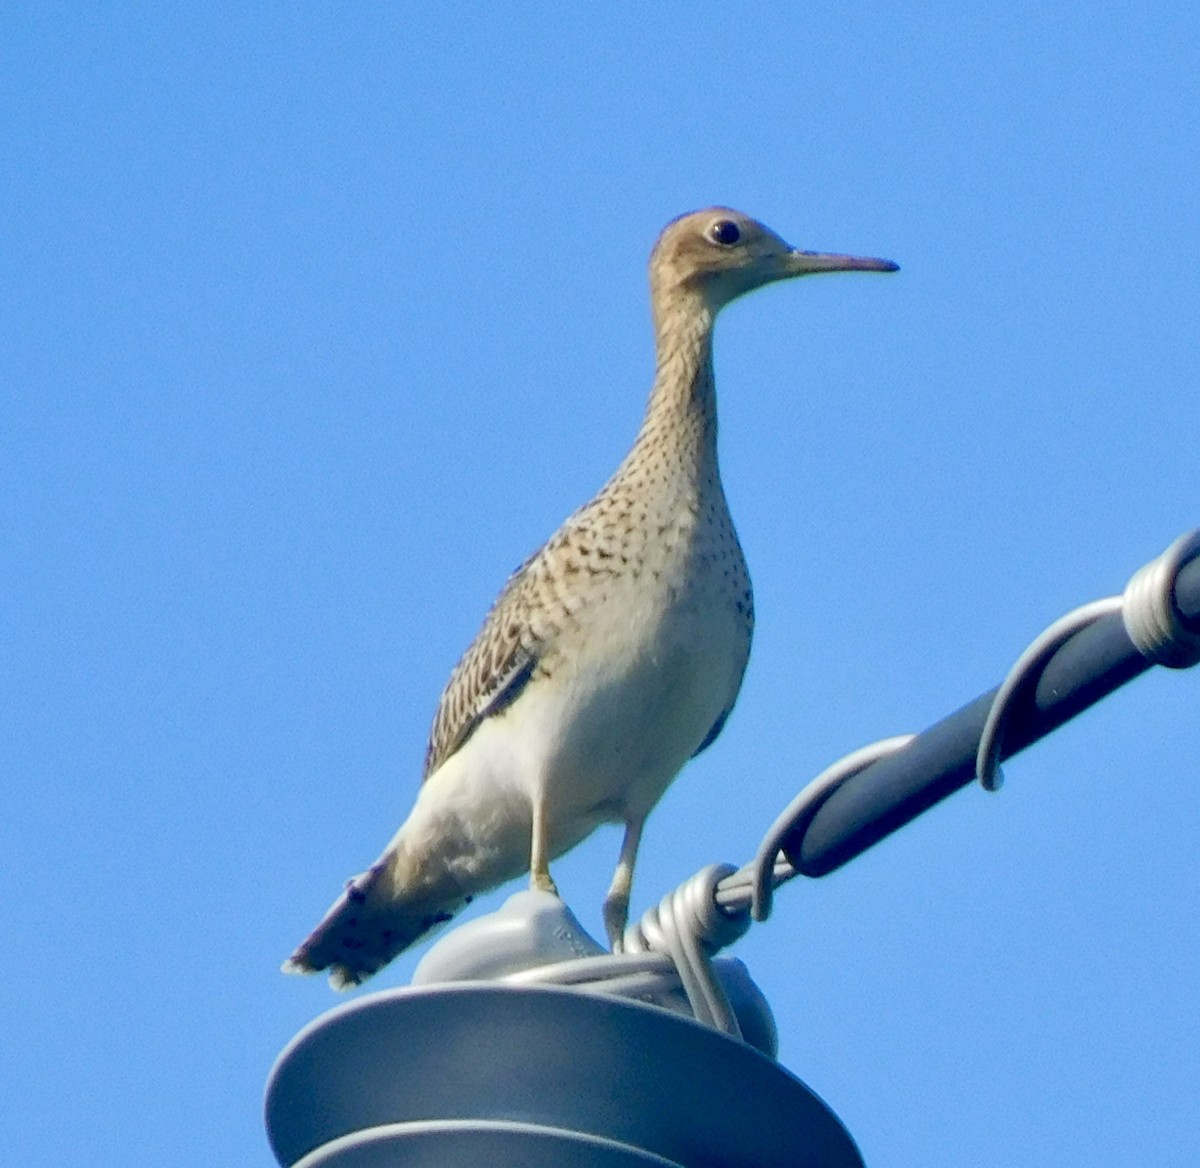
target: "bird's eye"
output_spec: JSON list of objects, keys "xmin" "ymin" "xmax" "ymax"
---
[{"xmin": 708, "ymin": 219, "xmax": 741, "ymax": 246}]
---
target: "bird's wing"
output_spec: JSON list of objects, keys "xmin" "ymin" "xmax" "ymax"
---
[{"xmin": 422, "ymin": 555, "xmax": 544, "ymax": 780}]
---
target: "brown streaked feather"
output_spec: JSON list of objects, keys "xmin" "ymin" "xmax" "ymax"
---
[
  {"xmin": 420, "ymin": 482, "xmax": 622, "ymax": 781},
  {"xmin": 422, "ymin": 558, "xmax": 543, "ymax": 780}
]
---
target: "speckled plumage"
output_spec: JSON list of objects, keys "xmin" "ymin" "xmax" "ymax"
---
[{"xmin": 284, "ymin": 208, "xmax": 897, "ymax": 989}]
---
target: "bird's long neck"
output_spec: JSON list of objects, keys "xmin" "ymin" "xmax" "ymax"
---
[{"xmin": 632, "ymin": 287, "xmax": 719, "ymax": 471}]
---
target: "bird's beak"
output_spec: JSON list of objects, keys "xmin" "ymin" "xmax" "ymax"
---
[{"xmin": 783, "ymin": 249, "xmax": 899, "ymax": 276}]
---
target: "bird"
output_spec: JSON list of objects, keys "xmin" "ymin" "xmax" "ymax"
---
[{"xmin": 284, "ymin": 207, "xmax": 897, "ymax": 989}]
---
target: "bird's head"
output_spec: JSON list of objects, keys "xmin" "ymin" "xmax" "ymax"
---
[{"xmin": 650, "ymin": 207, "xmax": 898, "ymax": 314}]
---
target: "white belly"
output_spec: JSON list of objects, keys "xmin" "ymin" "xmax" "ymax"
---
[{"xmin": 396, "ymin": 569, "xmax": 749, "ymax": 893}]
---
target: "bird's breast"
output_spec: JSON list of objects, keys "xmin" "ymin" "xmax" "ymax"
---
[{"xmin": 511, "ymin": 500, "xmax": 752, "ymax": 823}]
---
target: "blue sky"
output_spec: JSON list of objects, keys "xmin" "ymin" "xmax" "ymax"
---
[{"xmin": 4, "ymin": 5, "xmax": 1198, "ymax": 1165}]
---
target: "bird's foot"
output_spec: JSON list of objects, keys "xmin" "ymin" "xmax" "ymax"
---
[
  {"xmin": 603, "ymin": 888, "xmax": 630, "ymax": 952},
  {"xmin": 530, "ymin": 867, "xmax": 559, "ymax": 896}
]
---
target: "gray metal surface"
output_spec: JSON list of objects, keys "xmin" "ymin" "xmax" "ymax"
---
[{"xmin": 266, "ymin": 983, "xmax": 862, "ymax": 1168}]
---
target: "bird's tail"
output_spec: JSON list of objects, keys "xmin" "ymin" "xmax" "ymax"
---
[{"xmin": 282, "ymin": 849, "xmax": 468, "ymax": 991}]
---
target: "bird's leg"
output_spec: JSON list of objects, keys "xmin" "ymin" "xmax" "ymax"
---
[
  {"xmin": 529, "ymin": 793, "xmax": 558, "ymax": 895},
  {"xmin": 603, "ymin": 817, "xmax": 644, "ymax": 952}
]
